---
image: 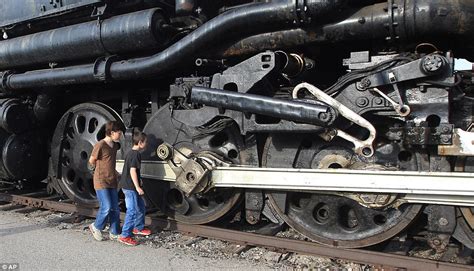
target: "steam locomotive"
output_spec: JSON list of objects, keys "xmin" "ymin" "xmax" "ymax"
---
[{"xmin": 1, "ymin": 0, "xmax": 474, "ymax": 250}]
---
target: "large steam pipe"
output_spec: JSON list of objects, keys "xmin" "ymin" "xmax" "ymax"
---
[
  {"xmin": 1, "ymin": 0, "xmax": 349, "ymax": 90},
  {"xmin": 190, "ymin": 86, "xmax": 337, "ymax": 126},
  {"xmin": 220, "ymin": 0, "xmax": 474, "ymax": 59},
  {"xmin": 4, "ymin": 0, "xmax": 473, "ymax": 91},
  {"xmin": 0, "ymin": 8, "xmax": 165, "ymax": 70}
]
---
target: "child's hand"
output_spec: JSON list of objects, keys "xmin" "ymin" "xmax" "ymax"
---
[
  {"xmin": 87, "ymin": 163, "xmax": 95, "ymax": 174},
  {"xmin": 137, "ymin": 187, "xmax": 145, "ymax": 195}
]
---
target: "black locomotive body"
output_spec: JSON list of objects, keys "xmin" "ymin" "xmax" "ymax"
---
[{"xmin": 1, "ymin": 0, "xmax": 474, "ymax": 249}]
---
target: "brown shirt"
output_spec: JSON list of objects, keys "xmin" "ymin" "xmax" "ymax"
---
[{"xmin": 91, "ymin": 140, "xmax": 119, "ymax": 190}]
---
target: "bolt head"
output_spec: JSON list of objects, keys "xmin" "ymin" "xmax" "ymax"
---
[
  {"xmin": 432, "ymin": 239, "xmax": 441, "ymax": 246},
  {"xmin": 421, "ymin": 55, "xmax": 445, "ymax": 74},
  {"xmin": 356, "ymin": 97, "xmax": 369, "ymax": 107},
  {"xmin": 358, "ymin": 78, "xmax": 372, "ymax": 89},
  {"xmin": 439, "ymin": 217, "xmax": 449, "ymax": 226},
  {"xmin": 440, "ymin": 135, "xmax": 451, "ymax": 143}
]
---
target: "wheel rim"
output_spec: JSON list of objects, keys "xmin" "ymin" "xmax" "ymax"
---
[
  {"xmin": 268, "ymin": 193, "xmax": 421, "ymax": 248},
  {"xmin": 143, "ymin": 105, "xmax": 248, "ymax": 224},
  {"xmin": 52, "ymin": 102, "xmax": 123, "ymax": 207},
  {"xmin": 263, "ymin": 134, "xmax": 421, "ymax": 248},
  {"xmin": 454, "ymin": 156, "xmax": 474, "ymax": 248}
]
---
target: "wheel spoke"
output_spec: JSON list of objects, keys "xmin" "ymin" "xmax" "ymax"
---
[
  {"xmin": 83, "ymin": 178, "xmax": 94, "ymax": 196},
  {"xmin": 337, "ymin": 204, "xmax": 360, "ymax": 231},
  {"xmin": 185, "ymin": 196, "xmax": 200, "ymax": 213}
]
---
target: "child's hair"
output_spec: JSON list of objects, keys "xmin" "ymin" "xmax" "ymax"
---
[
  {"xmin": 133, "ymin": 131, "xmax": 147, "ymax": 145},
  {"xmin": 105, "ymin": 121, "xmax": 124, "ymax": 136}
]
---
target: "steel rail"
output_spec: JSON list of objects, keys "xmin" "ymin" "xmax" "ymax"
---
[{"xmin": 0, "ymin": 192, "xmax": 472, "ymax": 271}]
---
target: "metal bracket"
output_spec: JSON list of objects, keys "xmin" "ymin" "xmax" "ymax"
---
[
  {"xmin": 156, "ymin": 143, "xmax": 220, "ymax": 196},
  {"xmin": 293, "ymin": 82, "xmax": 376, "ymax": 157},
  {"xmin": 91, "ymin": 4, "xmax": 107, "ymax": 17},
  {"xmin": 438, "ymin": 128, "xmax": 474, "ymax": 156},
  {"xmin": 359, "ymin": 55, "xmax": 449, "ymax": 89},
  {"xmin": 210, "ymin": 52, "xmax": 276, "ymax": 93},
  {"xmin": 245, "ymin": 190, "xmax": 264, "ymax": 225},
  {"xmin": 424, "ymin": 205, "xmax": 456, "ymax": 253}
]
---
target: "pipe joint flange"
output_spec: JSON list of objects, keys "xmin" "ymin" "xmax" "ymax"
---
[
  {"xmin": 93, "ymin": 55, "xmax": 118, "ymax": 83},
  {"xmin": 0, "ymin": 70, "xmax": 13, "ymax": 92},
  {"xmin": 296, "ymin": 0, "xmax": 311, "ymax": 25}
]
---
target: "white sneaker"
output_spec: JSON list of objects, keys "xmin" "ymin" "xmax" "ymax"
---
[
  {"xmin": 89, "ymin": 223, "xmax": 103, "ymax": 241},
  {"xmin": 109, "ymin": 233, "xmax": 120, "ymax": 241}
]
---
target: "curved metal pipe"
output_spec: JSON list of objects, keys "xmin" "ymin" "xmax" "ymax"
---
[
  {"xmin": 9, "ymin": 0, "xmax": 472, "ymax": 90},
  {"xmin": 219, "ymin": 0, "xmax": 474, "ymax": 59},
  {"xmin": 3, "ymin": 0, "xmax": 348, "ymax": 90}
]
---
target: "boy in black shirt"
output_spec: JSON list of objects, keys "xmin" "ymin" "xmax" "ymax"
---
[{"xmin": 118, "ymin": 131, "xmax": 151, "ymax": 246}]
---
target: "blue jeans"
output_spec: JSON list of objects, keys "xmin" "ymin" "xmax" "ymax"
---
[
  {"xmin": 94, "ymin": 188, "xmax": 120, "ymax": 235},
  {"xmin": 121, "ymin": 189, "xmax": 146, "ymax": 238}
]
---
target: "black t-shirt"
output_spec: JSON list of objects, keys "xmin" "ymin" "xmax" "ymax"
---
[{"xmin": 119, "ymin": 150, "xmax": 141, "ymax": 191}]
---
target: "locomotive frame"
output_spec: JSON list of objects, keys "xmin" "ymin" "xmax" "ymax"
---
[{"xmin": 0, "ymin": 0, "xmax": 474, "ymax": 250}]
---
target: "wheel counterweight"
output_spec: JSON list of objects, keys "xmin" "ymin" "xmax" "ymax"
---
[
  {"xmin": 142, "ymin": 105, "xmax": 253, "ymax": 224},
  {"xmin": 263, "ymin": 135, "xmax": 422, "ymax": 248}
]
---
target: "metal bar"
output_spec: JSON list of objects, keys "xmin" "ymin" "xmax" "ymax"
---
[
  {"xmin": 124, "ymin": 161, "xmax": 474, "ymax": 197},
  {"xmin": 404, "ymin": 194, "xmax": 474, "ymax": 206},
  {"xmin": 0, "ymin": 192, "xmax": 471, "ymax": 271},
  {"xmin": 211, "ymin": 167, "xmax": 474, "ymax": 196},
  {"xmin": 119, "ymin": 161, "xmax": 474, "ymax": 205},
  {"xmin": 190, "ymin": 86, "xmax": 336, "ymax": 126}
]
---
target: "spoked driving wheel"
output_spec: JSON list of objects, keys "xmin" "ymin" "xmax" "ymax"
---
[
  {"xmin": 51, "ymin": 103, "xmax": 123, "ymax": 207},
  {"xmin": 264, "ymin": 134, "xmax": 422, "ymax": 248},
  {"xmin": 454, "ymin": 155, "xmax": 474, "ymax": 249},
  {"xmin": 143, "ymin": 105, "xmax": 253, "ymax": 224}
]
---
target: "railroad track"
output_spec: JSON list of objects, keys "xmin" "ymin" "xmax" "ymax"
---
[{"xmin": 1, "ymin": 190, "xmax": 473, "ymax": 271}]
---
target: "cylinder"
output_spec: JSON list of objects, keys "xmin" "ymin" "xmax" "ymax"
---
[
  {"xmin": 0, "ymin": 8, "xmax": 165, "ymax": 69},
  {"xmin": 0, "ymin": 99, "xmax": 32, "ymax": 134},
  {"xmin": 190, "ymin": 86, "xmax": 337, "ymax": 126},
  {"xmin": 0, "ymin": 131, "xmax": 47, "ymax": 180}
]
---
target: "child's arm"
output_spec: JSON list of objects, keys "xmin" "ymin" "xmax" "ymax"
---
[
  {"xmin": 89, "ymin": 144, "xmax": 100, "ymax": 169},
  {"xmin": 89, "ymin": 156, "xmax": 97, "ymax": 168},
  {"xmin": 130, "ymin": 167, "xmax": 144, "ymax": 195}
]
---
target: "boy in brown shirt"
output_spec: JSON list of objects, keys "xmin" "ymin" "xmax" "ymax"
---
[{"xmin": 88, "ymin": 121, "xmax": 123, "ymax": 241}]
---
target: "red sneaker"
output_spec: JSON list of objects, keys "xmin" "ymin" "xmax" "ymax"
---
[
  {"xmin": 118, "ymin": 236, "xmax": 138, "ymax": 246},
  {"xmin": 133, "ymin": 228, "xmax": 152, "ymax": 236}
]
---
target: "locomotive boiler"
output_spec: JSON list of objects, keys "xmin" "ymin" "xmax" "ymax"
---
[{"xmin": 1, "ymin": 0, "xmax": 474, "ymax": 250}]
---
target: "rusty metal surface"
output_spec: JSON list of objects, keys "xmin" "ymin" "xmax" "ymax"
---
[
  {"xmin": 461, "ymin": 208, "xmax": 474, "ymax": 229},
  {"xmin": 0, "ymin": 192, "xmax": 473, "ymax": 271}
]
